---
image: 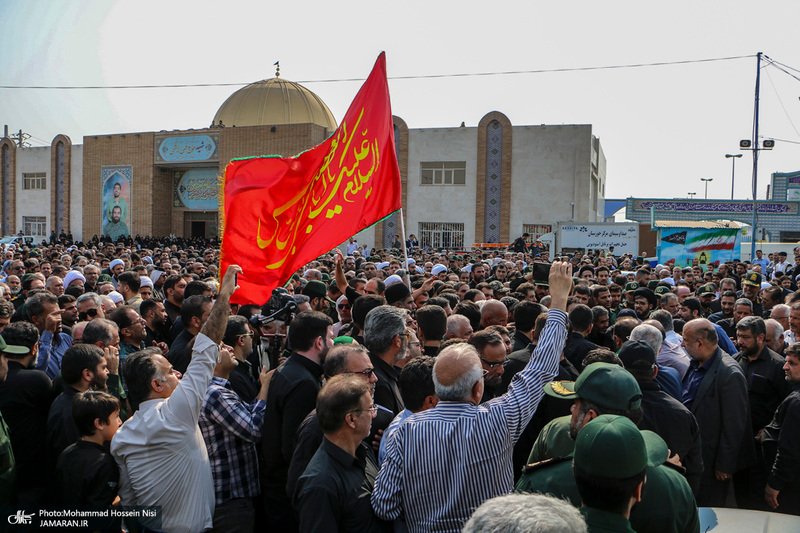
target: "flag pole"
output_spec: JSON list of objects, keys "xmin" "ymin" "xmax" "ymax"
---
[{"xmin": 398, "ymin": 208, "xmax": 412, "ymax": 288}]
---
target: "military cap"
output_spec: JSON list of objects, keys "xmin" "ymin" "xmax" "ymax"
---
[
  {"xmin": 544, "ymin": 362, "xmax": 642, "ymax": 411},
  {"xmin": 302, "ymin": 280, "xmax": 335, "ymax": 303},
  {"xmin": 654, "ymin": 285, "xmax": 671, "ymax": 297},
  {"xmin": 573, "ymin": 415, "xmax": 648, "ymax": 479},
  {"xmin": 742, "ymin": 272, "xmax": 762, "ymax": 287},
  {"xmin": 0, "ymin": 335, "xmax": 29, "ymax": 355},
  {"xmin": 623, "ymin": 281, "xmax": 640, "ymax": 293},
  {"xmin": 696, "ymin": 284, "xmax": 715, "ymax": 297}
]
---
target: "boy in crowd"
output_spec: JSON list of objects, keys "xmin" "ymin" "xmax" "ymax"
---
[{"xmin": 54, "ymin": 391, "xmax": 121, "ymax": 506}]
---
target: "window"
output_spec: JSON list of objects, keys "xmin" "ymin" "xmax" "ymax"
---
[
  {"xmin": 22, "ymin": 172, "xmax": 46, "ymax": 190},
  {"xmin": 23, "ymin": 216, "xmax": 47, "ymax": 236},
  {"xmin": 420, "ymin": 162, "xmax": 466, "ymax": 186},
  {"xmin": 419, "ymin": 222, "xmax": 465, "ymax": 250},
  {"xmin": 522, "ymin": 224, "xmax": 553, "ymax": 241}
]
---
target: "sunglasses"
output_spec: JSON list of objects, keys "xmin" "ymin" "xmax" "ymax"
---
[
  {"xmin": 78, "ymin": 308, "xmax": 99, "ymax": 321},
  {"xmin": 338, "ymin": 304, "xmax": 351, "ymax": 310}
]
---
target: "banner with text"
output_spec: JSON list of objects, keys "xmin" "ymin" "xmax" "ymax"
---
[{"xmin": 559, "ymin": 223, "xmax": 639, "ymax": 255}]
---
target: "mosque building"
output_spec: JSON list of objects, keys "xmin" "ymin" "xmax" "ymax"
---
[{"xmin": 0, "ymin": 70, "xmax": 608, "ymax": 249}]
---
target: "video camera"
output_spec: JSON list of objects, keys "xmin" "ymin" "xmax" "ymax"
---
[{"xmin": 249, "ymin": 287, "xmax": 298, "ymax": 328}]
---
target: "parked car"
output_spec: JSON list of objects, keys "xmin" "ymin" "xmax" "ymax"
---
[{"xmin": 0, "ymin": 235, "xmax": 38, "ymax": 247}]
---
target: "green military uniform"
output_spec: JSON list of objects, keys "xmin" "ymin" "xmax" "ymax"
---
[
  {"xmin": 0, "ymin": 411, "xmax": 15, "ymax": 505},
  {"xmin": 0, "ymin": 335, "xmax": 19, "ymax": 505},
  {"xmin": 527, "ymin": 415, "xmax": 574, "ymax": 464},
  {"xmin": 580, "ymin": 508, "xmax": 636, "ymax": 533},
  {"xmin": 516, "ymin": 430, "xmax": 700, "ymax": 533}
]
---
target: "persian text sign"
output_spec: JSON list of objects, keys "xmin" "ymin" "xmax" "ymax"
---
[
  {"xmin": 173, "ymin": 168, "xmax": 220, "ymax": 210},
  {"xmin": 559, "ymin": 223, "xmax": 639, "ymax": 255},
  {"xmin": 633, "ymin": 199, "xmax": 799, "ymax": 215},
  {"xmin": 156, "ymin": 134, "xmax": 218, "ymax": 163},
  {"xmin": 221, "ymin": 53, "xmax": 401, "ymax": 305}
]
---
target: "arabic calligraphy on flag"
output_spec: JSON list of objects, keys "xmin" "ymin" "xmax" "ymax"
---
[{"xmin": 220, "ymin": 53, "xmax": 402, "ymax": 305}]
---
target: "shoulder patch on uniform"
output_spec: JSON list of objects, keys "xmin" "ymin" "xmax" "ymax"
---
[{"xmin": 522, "ymin": 456, "xmax": 572, "ymax": 474}]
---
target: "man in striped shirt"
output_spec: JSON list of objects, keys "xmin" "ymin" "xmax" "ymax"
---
[{"xmin": 372, "ymin": 261, "xmax": 571, "ymax": 533}]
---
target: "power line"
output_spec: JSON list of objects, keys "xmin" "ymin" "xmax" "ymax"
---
[
  {"xmin": 769, "ymin": 137, "xmax": 800, "ymax": 146},
  {"xmin": 764, "ymin": 66, "xmax": 800, "ymax": 140},
  {"xmin": 0, "ymin": 54, "xmax": 754, "ymax": 90}
]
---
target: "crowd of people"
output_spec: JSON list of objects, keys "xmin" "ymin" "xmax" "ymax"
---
[{"xmin": 0, "ymin": 233, "xmax": 799, "ymax": 532}]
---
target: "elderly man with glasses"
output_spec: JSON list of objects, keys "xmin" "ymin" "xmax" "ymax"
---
[
  {"xmin": 372, "ymin": 262, "xmax": 572, "ymax": 533},
  {"xmin": 293, "ymin": 375, "xmax": 383, "ymax": 532}
]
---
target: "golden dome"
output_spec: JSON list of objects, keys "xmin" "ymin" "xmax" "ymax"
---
[{"xmin": 213, "ymin": 77, "xmax": 337, "ymax": 130}]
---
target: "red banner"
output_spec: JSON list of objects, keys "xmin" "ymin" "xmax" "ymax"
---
[{"xmin": 221, "ymin": 53, "xmax": 401, "ymax": 305}]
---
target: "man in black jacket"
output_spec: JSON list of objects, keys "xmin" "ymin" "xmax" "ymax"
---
[
  {"xmin": 363, "ymin": 306, "xmax": 407, "ymax": 417},
  {"xmin": 762, "ymin": 343, "xmax": 800, "ymax": 515},
  {"xmin": 261, "ymin": 311, "xmax": 333, "ymax": 531},
  {"xmin": 563, "ymin": 304, "xmax": 599, "ymax": 369},
  {"xmin": 681, "ymin": 319, "xmax": 752, "ymax": 507},
  {"xmin": 0, "ymin": 322, "xmax": 54, "ymax": 504},
  {"xmin": 733, "ymin": 316, "xmax": 792, "ymax": 509},
  {"xmin": 618, "ymin": 338, "xmax": 703, "ymax": 494}
]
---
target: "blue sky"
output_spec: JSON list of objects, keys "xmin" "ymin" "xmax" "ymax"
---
[{"xmin": 1, "ymin": 0, "xmax": 799, "ymax": 201}]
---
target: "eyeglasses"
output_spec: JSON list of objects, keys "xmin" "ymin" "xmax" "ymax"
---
[
  {"xmin": 338, "ymin": 304, "xmax": 351, "ymax": 310},
  {"xmin": 480, "ymin": 357, "xmax": 507, "ymax": 369},
  {"xmin": 346, "ymin": 368, "xmax": 375, "ymax": 378},
  {"xmin": 350, "ymin": 405, "xmax": 378, "ymax": 415}
]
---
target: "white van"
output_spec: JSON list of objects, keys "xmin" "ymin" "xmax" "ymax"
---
[{"xmin": 0, "ymin": 235, "xmax": 38, "ymax": 247}]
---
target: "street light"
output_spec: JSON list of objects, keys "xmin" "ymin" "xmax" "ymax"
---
[
  {"xmin": 725, "ymin": 154, "xmax": 743, "ymax": 200},
  {"xmin": 700, "ymin": 178, "xmax": 713, "ymax": 199},
  {"xmin": 688, "ymin": 192, "xmax": 697, "ymax": 199}
]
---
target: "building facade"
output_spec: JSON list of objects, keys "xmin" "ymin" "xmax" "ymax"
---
[{"xmin": 1, "ymin": 75, "xmax": 608, "ymax": 249}]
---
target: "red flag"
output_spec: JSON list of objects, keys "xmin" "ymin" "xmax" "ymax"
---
[{"xmin": 221, "ymin": 53, "xmax": 401, "ymax": 305}]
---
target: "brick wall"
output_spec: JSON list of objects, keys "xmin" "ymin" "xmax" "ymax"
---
[{"xmin": 82, "ymin": 132, "xmax": 155, "ymax": 237}]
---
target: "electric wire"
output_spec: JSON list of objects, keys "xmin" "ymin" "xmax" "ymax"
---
[{"xmin": 0, "ymin": 54, "xmax": 754, "ymax": 90}]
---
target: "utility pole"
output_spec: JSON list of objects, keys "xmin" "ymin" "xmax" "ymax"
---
[
  {"xmin": 751, "ymin": 52, "xmax": 761, "ymax": 261},
  {"xmin": 9, "ymin": 128, "xmax": 31, "ymax": 148}
]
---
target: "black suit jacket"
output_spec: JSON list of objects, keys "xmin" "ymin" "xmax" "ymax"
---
[
  {"xmin": 0, "ymin": 361, "xmax": 54, "ymax": 496},
  {"xmin": 511, "ymin": 330, "xmax": 532, "ymax": 353},
  {"xmin": 563, "ymin": 331, "xmax": 599, "ymax": 370},
  {"xmin": 370, "ymin": 353, "xmax": 404, "ymax": 416},
  {"xmin": 639, "ymin": 381, "xmax": 703, "ymax": 494},
  {"xmin": 686, "ymin": 349, "xmax": 754, "ymax": 481},
  {"xmin": 261, "ymin": 353, "xmax": 324, "ymax": 505}
]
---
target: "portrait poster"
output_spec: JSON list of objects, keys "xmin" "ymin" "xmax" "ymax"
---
[{"xmin": 101, "ymin": 166, "xmax": 132, "ymax": 240}]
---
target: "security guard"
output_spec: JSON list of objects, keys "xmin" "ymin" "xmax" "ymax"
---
[
  {"xmin": 0, "ymin": 336, "xmax": 21, "ymax": 505},
  {"xmin": 574, "ymin": 416, "xmax": 647, "ymax": 533},
  {"xmin": 696, "ymin": 284, "xmax": 716, "ymax": 318},
  {"xmin": 739, "ymin": 272, "xmax": 764, "ymax": 317},
  {"xmin": 516, "ymin": 364, "xmax": 699, "ymax": 533}
]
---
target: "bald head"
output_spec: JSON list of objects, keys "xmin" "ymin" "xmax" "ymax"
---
[
  {"xmin": 433, "ymin": 343, "xmax": 483, "ymax": 403},
  {"xmin": 681, "ymin": 318, "xmax": 718, "ymax": 362},
  {"xmin": 480, "ymin": 300, "xmax": 508, "ymax": 328},
  {"xmin": 446, "ymin": 314, "xmax": 473, "ymax": 340}
]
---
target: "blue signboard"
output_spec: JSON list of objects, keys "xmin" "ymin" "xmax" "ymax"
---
[
  {"xmin": 156, "ymin": 134, "xmax": 218, "ymax": 163},
  {"xmin": 173, "ymin": 168, "xmax": 220, "ymax": 210}
]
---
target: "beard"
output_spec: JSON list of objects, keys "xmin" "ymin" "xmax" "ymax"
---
[{"xmin": 89, "ymin": 373, "xmax": 108, "ymax": 392}]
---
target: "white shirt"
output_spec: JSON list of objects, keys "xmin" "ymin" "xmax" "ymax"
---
[
  {"xmin": 773, "ymin": 260, "xmax": 790, "ymax": 279},
  {"xmin": 112, "ymin": 333, "xmax": 217, "ymax": 533},
  {"xmin": 346, "ymin": 241, "xmax": 359, "ymax": 255}
]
